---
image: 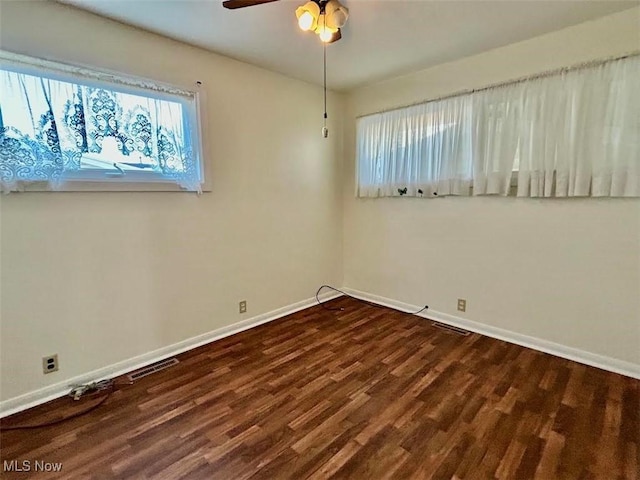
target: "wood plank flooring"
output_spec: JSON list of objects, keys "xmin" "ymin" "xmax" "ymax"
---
[{"xmin": 1, "ymin": 297, "xmax": 638, "ymax": 479}]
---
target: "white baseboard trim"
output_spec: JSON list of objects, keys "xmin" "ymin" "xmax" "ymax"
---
[
  {"xmin": 0, "ymin": 291, "xmax": 342, "ymax": 419},
  {"xmin": 342, "ymin": 287, "xmax": 640, "ymax": 380}
]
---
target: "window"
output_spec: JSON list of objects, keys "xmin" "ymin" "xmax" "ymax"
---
[
  {"xmin": 357, "ymin": 54, "xmax": 639, "ymax": 198},
  {"xmin": 357, "ymin": 95, "xmax": 473, "ymax": 198},
  {"xmin": 0, "ymin": 51, "xmax": 204, "ymax": 192}
]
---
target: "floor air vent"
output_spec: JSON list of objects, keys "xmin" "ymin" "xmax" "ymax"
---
[
  {"xmin": 431, "ymin": 322, "xmax": 471, "ymax": 336},
  {"xmin": 127, "ymin": 357, "xmax": 179, "ymax": 382}
]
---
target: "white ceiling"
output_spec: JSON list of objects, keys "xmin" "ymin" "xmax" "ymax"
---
[{"xmin": 60, "ymin": 0, "xmax": 637, "ymax": 91}]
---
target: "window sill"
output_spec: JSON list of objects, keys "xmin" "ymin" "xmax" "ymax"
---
[{"xmin": 18, "ymin": 181, "xmax": 211, "ymax": 193}]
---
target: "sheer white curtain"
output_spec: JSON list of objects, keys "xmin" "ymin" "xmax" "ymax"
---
[
  {"xmin": 471, "ymin": 84, "xmax": 520, "ymax": 195},
  {"xmin": 515, "ymin": 55, "xmax": 639, "ymax": 197},
  {"xmin": 356, "ymin": 97, "xmax": 472, "ymax": 198},
  {"xmin": 356, "ymin": 54, "xmax": 639, "ymax": 198}
]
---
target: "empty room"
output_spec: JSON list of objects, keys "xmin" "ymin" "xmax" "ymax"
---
[{"xmin": 0, "ymin": 0, "xmax": 638, "ymax": 478}]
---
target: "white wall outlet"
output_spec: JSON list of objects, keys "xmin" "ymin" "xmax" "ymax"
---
[
  {"xmin": 457, "ymin": 299, "xmax": 467, "ymax": 312},
  {"xmin": 239, "ymin": 300, "xmax": 247, "ymax": 314},
  {"xmin": 43, "ymin": 354, "xmax": 59, "ymax": 374}
]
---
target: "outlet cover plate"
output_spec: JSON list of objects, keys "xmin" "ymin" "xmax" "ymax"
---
[
  {"xmin": 457, "ymin": 299, "xmax": 467, "ymax": 312},
  {"xmin": 43, "ymin": 354, "xmax": 59, "ymax": 374}
]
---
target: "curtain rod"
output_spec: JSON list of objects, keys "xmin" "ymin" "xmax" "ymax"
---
[
  {"xmin": 0, "ymin": 49, "xmax": 197, "ymax": 98},
  {"xmin": 356, "ymin": 50, "xmax": 640, "ymax": 119}
]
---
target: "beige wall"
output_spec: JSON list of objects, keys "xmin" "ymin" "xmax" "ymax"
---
[
  {"xmin": 343, "ymin": 8, "xmax": 640, "ymax": 365},
  {"xmin": 0, "ymin": 0, "xmax": 344, "ymax": 401},
  {"xmin": 1, "ymin": 2, "xmax": 638, "ymax": 407}
]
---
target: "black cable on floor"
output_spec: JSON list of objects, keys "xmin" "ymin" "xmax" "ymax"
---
[
  {"xmin": 1, "ymin": 384, "xmax": 114, "ymax": 431},
  {"xmin": 316, "ymin": 284, "xmax": 346, "ymax": 311},
  {"xmin": 315, "ymin": 285, "xmax": 429, "ymax": 315}
]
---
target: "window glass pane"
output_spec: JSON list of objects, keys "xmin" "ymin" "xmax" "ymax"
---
[{"xmin": 0, "ymin": 56, "xmax": 202, "ymax": 192}]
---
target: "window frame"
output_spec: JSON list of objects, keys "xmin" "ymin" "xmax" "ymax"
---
[{"xmin": 0, "ymin": 50, "xmax": 210, "ymax": 193}]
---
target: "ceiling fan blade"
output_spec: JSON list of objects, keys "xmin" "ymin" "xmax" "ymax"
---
[
  {"xmin": 222, "ymin": 0, "xmax": 279, "ymax": 9},
  {"xmin": 327, "ymin": 28, "xmax": 342, "ymax": 44}
]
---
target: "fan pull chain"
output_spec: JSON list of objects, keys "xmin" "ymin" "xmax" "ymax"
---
[{"xmin": 322, "ymin": 15, "xmax": 328, "ymax": 138}]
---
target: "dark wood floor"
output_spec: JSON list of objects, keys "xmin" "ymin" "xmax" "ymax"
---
[{"xmin": 1, "ymin": 297, "xmax": 638, "ymax": 479}]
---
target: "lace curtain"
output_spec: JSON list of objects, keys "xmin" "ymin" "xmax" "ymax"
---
[
  {"xmin": 356, "ymin": 54, "xmax": 639, "ymax": 198},
  {"xmin": 0, "ymin": 67, "xmax": 200, "ymax": 192}
]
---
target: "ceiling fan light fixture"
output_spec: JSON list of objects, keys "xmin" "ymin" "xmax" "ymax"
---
[
  {"xmin": 324, "ymin": 0, "xmax": 349, "ymax": 29},
  {"xmin": 317, "ymin": 26, "xmax": 334, "ymax": 43},
  {"xmin": 315, "ymin": 13, "xmax": 338, "ymax": 43},
  {"xmin": 297, "ymin": 11, "xmax": 315, "ymax": 31},
  {"xmin": 295, "ymin": 1, "xmax": 320, "ymax": 31}
]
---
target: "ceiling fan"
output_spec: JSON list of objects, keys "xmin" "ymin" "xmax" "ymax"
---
[
  {"xmin": 222, "ymin": 0, "xmax": 349, "ymax": 44},
  {"xmin": 223, "ymin": 0, "xmax": 348, "ymax": 138}
]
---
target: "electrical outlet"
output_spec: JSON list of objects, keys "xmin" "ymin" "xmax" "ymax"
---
[
  {"xmin": 42, "ymin": 354, "xmax": 59, "ymax": 374},
  {"xmin": 457, "ymin": 299, "xmax": 467, "ymax": 312},
  {"xmin": 239, "ymin": 300, "xmax": 247, "ymax": 314}
]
